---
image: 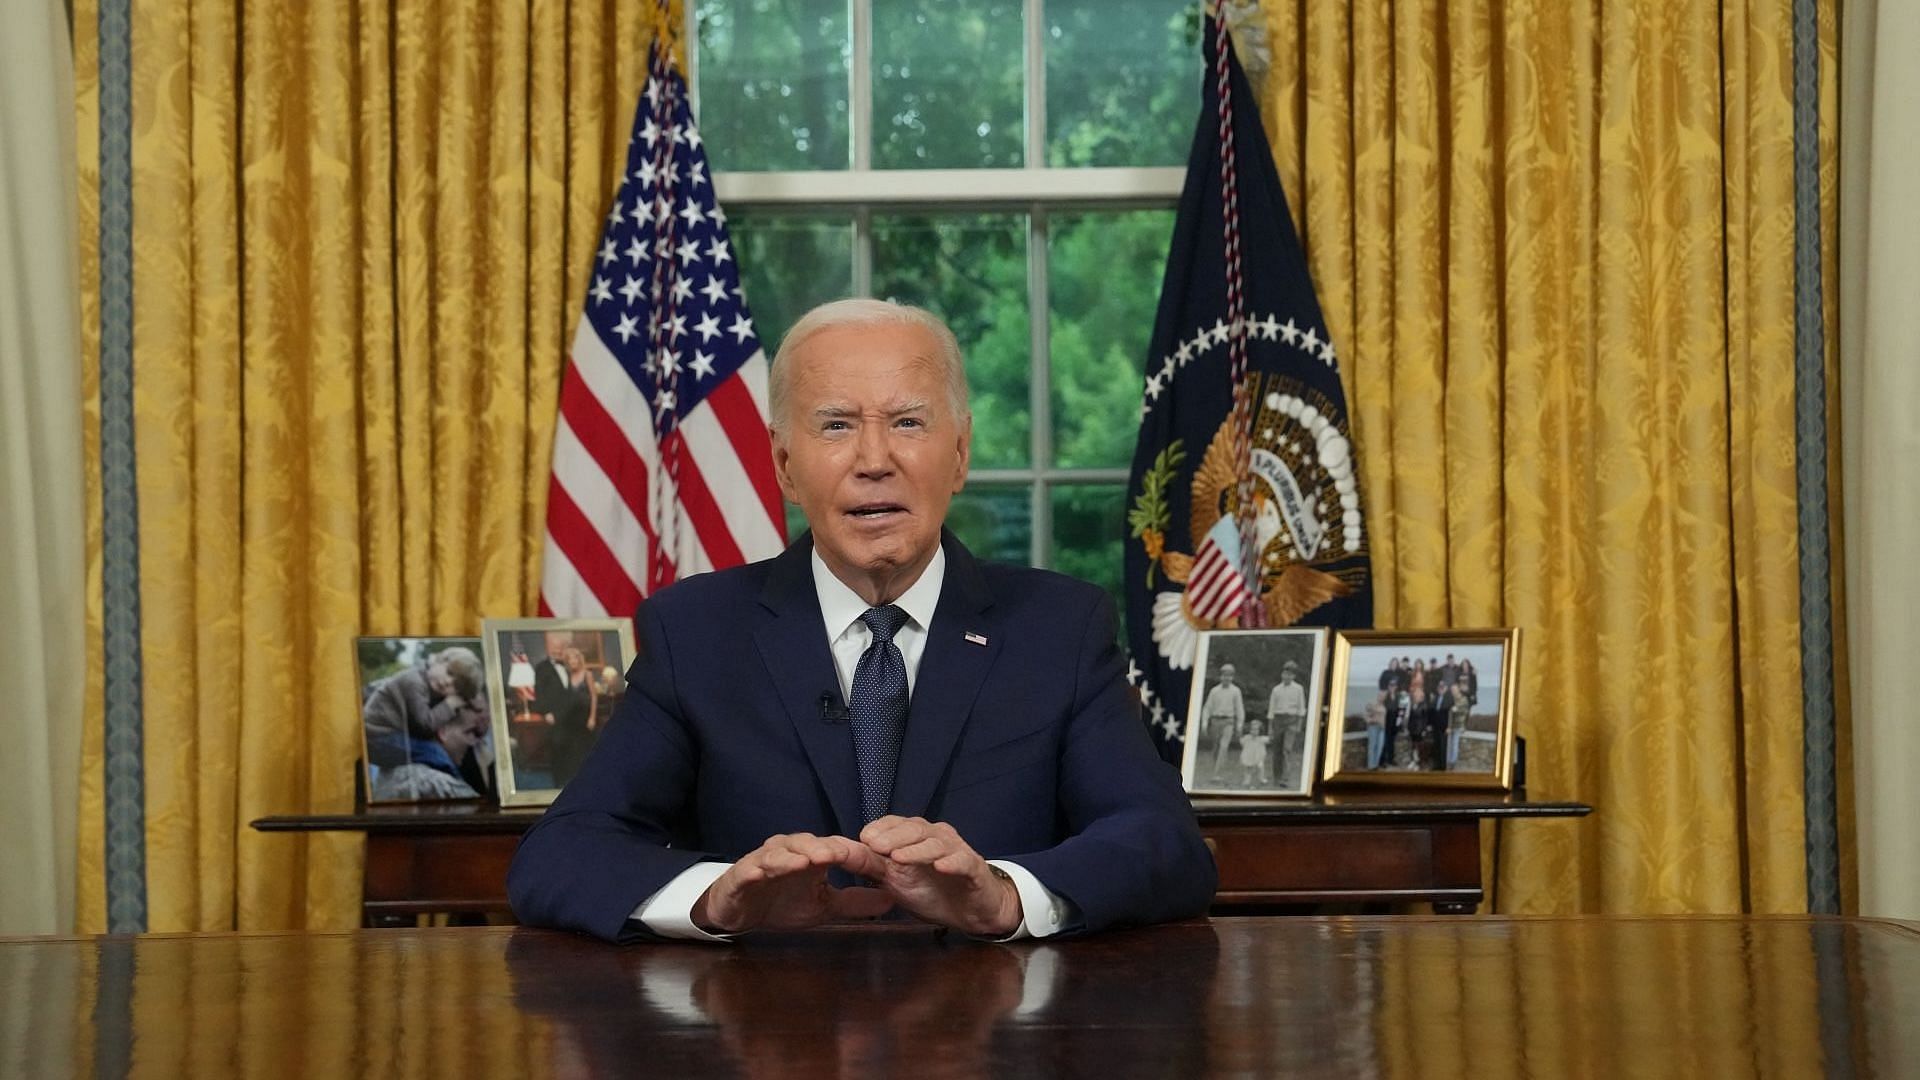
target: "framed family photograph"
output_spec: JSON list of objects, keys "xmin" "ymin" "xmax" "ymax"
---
[
  {"xmin": 1321, "ymin": 628, "xmax": 1521, "ymax": 789},
  {"xmin": 355, "ymin": 637, "xmax": 495, "ymax": 805},
  {"xmin": 483, "ymin": 617, "xmax": 638, "ymax": 808},
  {"xmin": 1179, "ymin": 628, "xmax": 1330, "ymax": 797}
]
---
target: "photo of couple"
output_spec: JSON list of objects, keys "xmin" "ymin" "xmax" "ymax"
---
[{"xmin": 488, "ymin": 620, "xmax": 634, "ymax": 804}]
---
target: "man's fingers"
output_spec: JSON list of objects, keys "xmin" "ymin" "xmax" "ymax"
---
[
  {"xmin": 829, "ymin": 837, "xmax": 892, "ymax": 879},
  {"xmin": 749, "ymin": 846, "xmax": 821, "ymax": 879},
  {"xmin": 778, "ymin": 834, "xmax": 854, "ymax": 867},
  {"xmin": 737, "ymin": 834, "xmax": 889, "ymax": 887},
  {"xmin": 824, "ymin": 886, "xmax": 895, "ymax": 921},
  {"xmin": 931, "ymin": 850, "xmax": 977, "ymax": 876},
  {"xmin": 883, "ymin": 835, "xmax": 957, "ymax": 867},
  {"xmin": 860, "ymin": 816, "xmax": 935, "ymax": 854}
]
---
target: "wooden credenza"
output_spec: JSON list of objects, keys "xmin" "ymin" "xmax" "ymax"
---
[{"xmin": 254, "ymin": 791, "xmax": 1588, "ymax": 925}]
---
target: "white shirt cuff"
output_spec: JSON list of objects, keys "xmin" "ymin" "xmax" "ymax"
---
[
  {"xmin": 629, "ymin": 861, "xmax": 736, "ymax": 941},
  {"xmin": 988, "ymin": 860, "xmax": 1073, "ymax": 940}
]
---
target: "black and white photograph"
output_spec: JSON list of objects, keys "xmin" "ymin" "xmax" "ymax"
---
[
  {"xmin": 1322, "ymin": 628, "xmax": 1521, "ymax": 789},
  {"xmin": 483, "ymin": 617, "xmax": 637, "ymax": 807},
  {"xmin": 1179, "ymin": 628, "xmax": 1330, "ymax": 797},
  {"xmin": 355, "ymin": 637, "xmax": 495, "ymax": 804}
]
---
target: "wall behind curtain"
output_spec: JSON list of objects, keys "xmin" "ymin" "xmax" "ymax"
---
[
  {"xmin": 1841, "ymin": 0, "xmax": 1920, "ymax": 921},
  {"xmin": 0, "ymin": 0, "xmax": 85, "ymax": 936},
  {"xmin": 73, "ymin": 0, "xmax": 681, "ymax": 931},
  {"xmin": 1248, "ymin": 0, "xmax": 1845, "ymax": 913}
]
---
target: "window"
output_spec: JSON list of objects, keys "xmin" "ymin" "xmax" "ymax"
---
[{"xmin": 695, "ymin": 0, "xmax": 1200, "ymax": 608}]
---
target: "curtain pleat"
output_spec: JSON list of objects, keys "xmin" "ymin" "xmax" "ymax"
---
[
  {"xmin": 75, "ymin": 0, "xmax": 677, "ymax": 931},
  {"xmin": 1249, "ymin": 0, "xmax": 1840, "ymax": 912}
]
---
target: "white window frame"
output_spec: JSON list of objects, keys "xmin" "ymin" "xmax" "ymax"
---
[{"xmin": 694, "ymin": 0, "xmax": 1186, "ymax": 567}]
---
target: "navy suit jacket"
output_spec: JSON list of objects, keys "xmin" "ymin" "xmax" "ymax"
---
[{"xmin": 507, "ymin": 531, "xmax": 1218, "ymax": 942}]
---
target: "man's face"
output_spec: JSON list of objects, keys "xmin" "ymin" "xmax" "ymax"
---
[
  {"xmin": 543, "ymin": 631, "xmax": 572, "ymax": 659},
  {"xmin": 773, "ymin": 321, "xmax": 971, "ymax": 584},
  {"xmin": 440, "ymin": 715, "xmax": 488, "ymax": 760}
]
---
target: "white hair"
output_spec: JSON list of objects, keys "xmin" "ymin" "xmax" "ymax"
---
[
  {"xmin": 427, "ymin": 646, "xmax": 484, "ymax": 701},
  {"xmin": 767, "ymin": 298, "xmax": 971, "ymax": 438}
]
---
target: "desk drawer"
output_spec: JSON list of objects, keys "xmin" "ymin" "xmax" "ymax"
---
[
  {"xmin": 1203, "ymin": 823, "xmax": 1479, "ymax": 905},
  {"xmin": 363, "ymin": 833, "xmax": 519, "ymax": 916}
]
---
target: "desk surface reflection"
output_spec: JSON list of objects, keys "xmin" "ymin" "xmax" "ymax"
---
[{"xmin": 2, "ymin": 916, "xmax": 1916, "ymax": 1078}]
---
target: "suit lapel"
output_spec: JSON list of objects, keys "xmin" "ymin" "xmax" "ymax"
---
[
  {"xmin": 751, "ymin": 535, "xmax": 864, "ymax": 839},
  {"xmin": 892, "ymin": 533, "xmax": 1000, "ymax": 819}
]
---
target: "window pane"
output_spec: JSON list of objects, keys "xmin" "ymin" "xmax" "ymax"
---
[
  {"xmin": 696, "ymin": 0, "xmax": 851, "ymax": 171},
  {"xmin": 873, "ymin": 2, "xmax": 1025, "ymax": 168},
  {"xmin": 1048, "ymin": 209, "xmax": 1172, "ymax": 468},
  {"xmin": 947, "ymin": 485, "xmax": 1031, "ymax": 564},
  {"xmin": 1045, "ymin": 0, "xmax": 1201, "ymax": 167},
  {"xmin": 729, "ymin": 211, "xmax": 854, "ymax": 352},
  {"xmin": 1051, "ymin": 483, "xmax": 1125, "ymax": 608},
  {"xmin": 871, "ymin": 212, "xmax": 1030, "ymax": 469}
]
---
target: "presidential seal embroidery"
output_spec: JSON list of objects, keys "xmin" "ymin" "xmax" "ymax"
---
[{"xmin": 1131, "ymin": 374, "xmax": 1367, "ymax": 671}]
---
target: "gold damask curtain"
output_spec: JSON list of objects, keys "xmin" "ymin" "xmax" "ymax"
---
[
  {"xmin": 73, "ymin": 0, "xmax": 680, "ymax": 931},
  {"xmin": 74, "ymin": 0, "xmax": 1845, "ymax": 930},
  {"xmin": 1249, "ymin": 0, "xmax": 1846, "ymax": 913}
]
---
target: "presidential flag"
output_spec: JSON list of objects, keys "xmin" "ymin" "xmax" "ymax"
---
[
  {"xmin": 1125, "ymin": 17, "xmax": 1373, "ymax": 759},
  {"xmin": 540, "ymin": 41, "xmax": 788, "ymax": 617}
]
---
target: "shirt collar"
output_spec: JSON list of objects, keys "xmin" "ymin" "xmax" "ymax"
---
[{"xmin": 811, "ymin": 544, "xmax": 946, "ymax": 639}]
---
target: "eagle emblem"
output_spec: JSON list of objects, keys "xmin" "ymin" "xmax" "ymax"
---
[{"xmin": 1129, "ymin": 373, "xmax": 1369, "ymax": 669}]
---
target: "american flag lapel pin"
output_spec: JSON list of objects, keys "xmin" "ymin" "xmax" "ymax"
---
[{"xmin": 964, "ymin": 631, "xmax": 989, "ymax": 647}]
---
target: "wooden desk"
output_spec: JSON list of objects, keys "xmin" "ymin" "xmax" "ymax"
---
[
  {"xmin": 252, "ymin": 792, "xmax": 1589, "ymax": 925},
  {"xmin": 4, "ymin": 917, "xmax": 1913, "ymax": 1078}
]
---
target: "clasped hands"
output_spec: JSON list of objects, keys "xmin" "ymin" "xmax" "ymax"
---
[{"xmin": 689, "ymin": 816, "xmax": 1021, "ymax": 938}]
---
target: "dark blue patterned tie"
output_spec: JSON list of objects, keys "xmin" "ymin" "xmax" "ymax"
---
[{"xmin": 849, "ymin": 605, "xmax": 910, "ymax": 824}]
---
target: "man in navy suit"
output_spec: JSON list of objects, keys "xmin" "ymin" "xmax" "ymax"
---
[{"xmin": 508, "ymin": 298, "xmax": 1217, "ymax": 943}]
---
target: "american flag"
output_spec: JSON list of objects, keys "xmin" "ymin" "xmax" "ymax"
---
[{"xmin": 540, "ymin": 42, "xmax": 788, "ymax": 617}]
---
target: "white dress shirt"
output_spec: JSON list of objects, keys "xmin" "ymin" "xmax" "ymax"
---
[
  {"xmin": 1267, "ymin": 680, "xmax": 1306, "ymax": 718},
  {"xmin": 629, "ymin": 546, "xmax": 1073, "ymax": 941}
]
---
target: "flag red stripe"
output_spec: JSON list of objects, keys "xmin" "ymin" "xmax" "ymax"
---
[
  {"xmin": 662, "ymin": 431, "xmax": 746, "ymax": 568},
  {"xmin": 1188, "ymin": 550, "xmax": 1244, "ymax": 619},
  {"xmin": 560, "ymin": 369, "xmax": 660, "ymax": 551},
  {"xmin": 1189, "ymin": 549, "xmax": 1225, "ymax": 591},
  {"xmin": 1188, "ymin": 551, "xmax": 1229, "ymax": 606},
  {"xmin": 705, "ymin": 375, "xmax": 786, "ymax": 535},
  {"xmin": 545, "ymin": 478, "xmax": 642, "ymax": 616}
]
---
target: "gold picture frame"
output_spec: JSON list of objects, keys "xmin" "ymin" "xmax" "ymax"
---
[
  {"xmin": 1321, "ymin": 628, "xmax": 1521, "ymax": 790},
  {"xmin": 483, "ymin": 617, "xmax": 638, "ymax": 808}
]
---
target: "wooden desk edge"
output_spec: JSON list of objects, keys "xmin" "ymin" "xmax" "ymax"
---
[
  {"xmin": 6, "ymin": 912, "xmax": 1915, "ymax": 945},
  {"xmin": 251, "ymin": 799, "xmax": 1594, "ymax": 834}
]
